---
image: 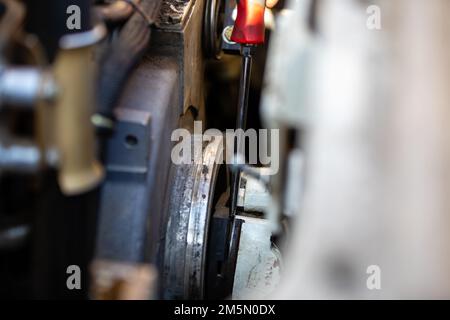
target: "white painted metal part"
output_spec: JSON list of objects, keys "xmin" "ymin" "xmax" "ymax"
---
[{"xmin": 232, "ymin": 216, "xmax": 281, "ymax": 300}]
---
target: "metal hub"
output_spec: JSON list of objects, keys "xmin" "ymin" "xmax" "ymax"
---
[{"xmin": 163, "ymin": 134, "xmax": 225, "ymax": 299}]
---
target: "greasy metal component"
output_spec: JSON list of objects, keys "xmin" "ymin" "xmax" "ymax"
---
[
  {"xmin": 90, "ymin": 260, "xmax": 157, "ymax": 300},
  {"xmin": 0, "ymin": 68, "xmax": 57, "ymax": 107},
  {"xmin": 232, "ymin": 216, "xmax": 281, "ymax": 299},
  {"xmin": 163, "ymin": 134, "xmax": 224, "ymax": 299},
  {"xmin": 203, "ymin": 0, "xmax": 225, "ymax": 59},
  {"xmin": 53, "ymin": 25, "xmax": 106, "ymax": 195}
]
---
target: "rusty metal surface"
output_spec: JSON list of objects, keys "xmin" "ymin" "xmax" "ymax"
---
[
  {"xmin": 152, "ymin": 0, "xmax": 206, "ymax": 116},
  {"xmin": 157, "ymin": 0, "xmax": 194, "ymax": 28},
  {"xmin": 163, "ymin": 135, "xmax": 224, "ymax": 299}
]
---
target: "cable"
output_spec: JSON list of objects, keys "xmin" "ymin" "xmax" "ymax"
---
[{"xmin": 119, "ymin": 0, "xmax": 153, "ymax": 27}]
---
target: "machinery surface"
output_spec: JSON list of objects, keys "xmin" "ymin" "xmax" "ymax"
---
[
  {"xmin": 2, "ymin": 0, "xmax": 450, "ymax": 301},
  {"xmin": 0, "ymin": 0, "xmax": 281, "ymax": 299}
]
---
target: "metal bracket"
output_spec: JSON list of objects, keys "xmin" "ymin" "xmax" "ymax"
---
[{"xmin": 106, "ymin": 108, "xmax": 151, "ymax": 176}]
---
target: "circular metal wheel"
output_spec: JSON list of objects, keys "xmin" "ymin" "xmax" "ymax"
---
[
  {"xmin": 203, "ymin": 0, "xmax": 225, "ymax": 59},
  {"xmin": 163, "ymin": 135, "xmax": 225, "ymax": 299}
]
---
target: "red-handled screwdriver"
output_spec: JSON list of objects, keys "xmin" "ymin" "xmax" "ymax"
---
[
  {"xmin": 229, "ymin": 0, "xmax": 266, "ymax": 217},
  {"xmin": 231, "ymin": 0, "xmax": 266, "ymax": 45}
]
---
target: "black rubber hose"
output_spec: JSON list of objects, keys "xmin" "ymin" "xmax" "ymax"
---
[{"xmin": 95, "ymin": 0, "xmax": 159, "ymax": 133}]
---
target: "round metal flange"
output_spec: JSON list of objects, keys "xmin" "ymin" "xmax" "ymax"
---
[
  {"xmin": 203, "ymin": 0, "xmax": 225, "ymax": 59},
  {"xmin": 163, "ymin": 134, "xmax": 225, "ymax": 299}
]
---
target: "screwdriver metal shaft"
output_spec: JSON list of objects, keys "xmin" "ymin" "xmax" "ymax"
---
[{"xmin": 230, "ymin": 45, "xmax": 254, "ymax": 217}]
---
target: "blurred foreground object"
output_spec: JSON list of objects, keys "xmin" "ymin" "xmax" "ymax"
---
[
  {"xmin": 53, "ymin": 25, "xmax": 106, "ymax": 195},
  {"xmin": 91, "ymin": 260, "xmax": 157, "ymax": 300},
  {"xmin": 263, "ymin": 0, "xmax": 450, "ymax": 299},
  {"xmin": 0, "ymin": 0, "xmax": 105, "ymax": 195}
]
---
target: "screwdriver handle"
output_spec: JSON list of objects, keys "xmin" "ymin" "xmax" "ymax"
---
[{"xmin": 231, "ymin": 0, "xmax": 266, "ymax": 45}]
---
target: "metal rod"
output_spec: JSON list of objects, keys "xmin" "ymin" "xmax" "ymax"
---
[{"xmin": 230, "ymin": 46, "xmax": 253, "ymax": 218}]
